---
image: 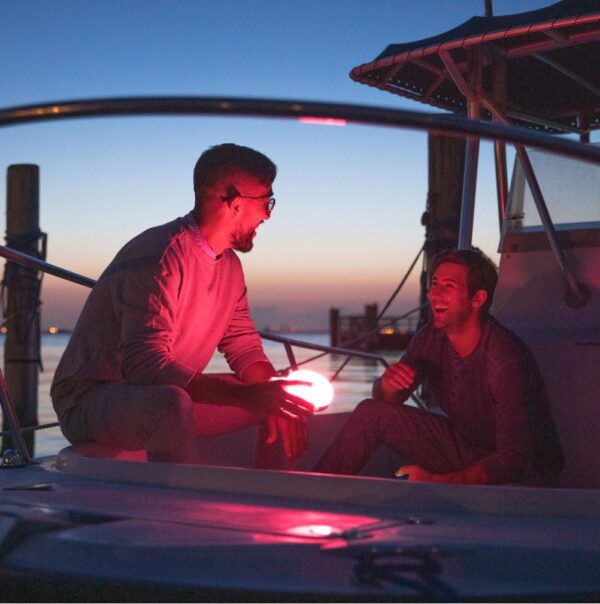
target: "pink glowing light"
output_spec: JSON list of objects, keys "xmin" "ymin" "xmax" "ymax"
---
[
  {"xmin": 289, "ymin": 524, "xmax": 337, "ymax": 538},
  {"xmin": 282, "ymin": 369, "xmax": 334, "ymax": 411},
  {"xmin": 298, "ymin": 116, "xmax": 347, "ymax": 127}
]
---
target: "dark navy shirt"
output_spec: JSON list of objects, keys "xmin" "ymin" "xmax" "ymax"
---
[{"xmin": 400, "ymin": 316, "xmax": 564, "ymax": 483}]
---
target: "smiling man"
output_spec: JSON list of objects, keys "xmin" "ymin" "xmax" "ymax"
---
[
  {"xmin": 51, "ymin": 143, "xmax": 313, "ymax": 465},
  {"xmin": 314, "ymin": 249, "xmax": 564, "ymax": 486}
]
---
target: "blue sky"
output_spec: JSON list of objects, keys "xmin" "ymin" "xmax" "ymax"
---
[{"xmin": 1, "ymin": 0, "xmax": 564, "ymax": 329}]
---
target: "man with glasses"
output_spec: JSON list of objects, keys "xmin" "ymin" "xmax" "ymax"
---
[{"xmin": 51, "ymin": 143, "xmax": 313, "ymax": 465}]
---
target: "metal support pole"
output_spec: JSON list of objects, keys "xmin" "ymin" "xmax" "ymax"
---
[
  {"xmin": 2, "ymin": 165, "xmax": 43, "ymax": 455},
  {"xmin": 457, "ymin": 49, "xmax": 482, "ymax": 250},
  {"xmin": 492, "ymin": 56, "xmax": 509, "ymax": 228},
  {"xmin": 458, "ymin": 134, "xmax": 480, "ymax": 250},
  {"xmin": 514, "ymin": 147, "xmax": 589, "ymax": 308},
  {"xmin": 283, "ymin": 341, "xmax": 299, "ymax": 372},
  {"xmin": 494, "ymin": 141, "xmax": 508, "ymax": 227}
]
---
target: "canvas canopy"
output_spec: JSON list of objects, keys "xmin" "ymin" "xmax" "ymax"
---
[{"xmin": 351, "ymin": 0, "xmax": 600, "ymax": 135}]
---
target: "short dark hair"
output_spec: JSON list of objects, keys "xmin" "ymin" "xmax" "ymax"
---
[
  {"xmin": 193, "ymin": 143, "xmax": 277, "ymax": 193},
  {"xmin": 431, "ymin": 248, "xmax": 498, "ymax": 315}
]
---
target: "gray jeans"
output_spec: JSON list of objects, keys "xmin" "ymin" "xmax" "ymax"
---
[
  {"xmin": 314, "ymin": 398, "xmax": 557, "ymax": 486},
  {"xmin": 59, "ymin": 375, "xmax": 265, "ymax": 464}
]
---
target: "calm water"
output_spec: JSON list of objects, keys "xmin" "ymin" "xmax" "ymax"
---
[{"xmin": 7, "ymin": 333, "xmax": 402, "ymax": 457}]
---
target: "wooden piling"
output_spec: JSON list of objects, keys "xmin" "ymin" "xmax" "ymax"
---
[
  {"xmin": 329, "ymin": 308, "xmax": 339, "ymax": 347},
  {"xmin": 2, "ymin": 164, "xmax": 42, "ymax": 455},
  {"xmin": 419, "ymin": 135, "xmax": 465, "ymax": 327}
]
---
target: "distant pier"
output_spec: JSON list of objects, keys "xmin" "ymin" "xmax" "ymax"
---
[{"xmin": 329, "ymin": 304, "xmax": 416, "ymax": 352}]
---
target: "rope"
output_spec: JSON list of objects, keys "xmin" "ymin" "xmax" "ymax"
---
[
  {"xmin": 287, "ymin": 244, "xmax": 425, "ymax": 380},
  {"xmin": 372, "ymin": 242, "xmax": 425, "ymax": 326},
  {"xmin": 0, "ymin": 229, "xmax": 47, "ymax": 371}
]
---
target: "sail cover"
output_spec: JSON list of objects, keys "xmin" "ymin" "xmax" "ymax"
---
[{"xmin": 350, "ymin": 0, "xmax": 600, "ymax": 134}]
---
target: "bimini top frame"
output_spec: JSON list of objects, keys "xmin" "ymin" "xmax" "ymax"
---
[
  {"xmin": 350, "ymin": 0, "xmax": 600, "ymax": 137},
  {"xmin": 2, "ymin": 96, "xmax": 600, "ymax": 155}
]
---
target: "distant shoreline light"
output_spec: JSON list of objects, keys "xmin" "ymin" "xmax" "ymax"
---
[{"xmin": 0, "ymin": 325, "xmax": 69, "ymax": 335}]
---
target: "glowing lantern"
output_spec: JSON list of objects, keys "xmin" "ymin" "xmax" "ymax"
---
[{"xmin": 279, "ymin": 369, "xmax": 334, "ymax": 411}]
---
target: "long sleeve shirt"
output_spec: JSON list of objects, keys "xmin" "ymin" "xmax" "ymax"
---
[
  {"xmin": 397, "ymin": 317, "xmax": 564, "ymax": 484},
  {"xmin": 51, "ymin": 214, "xmax": 269, "ymax": 418}
]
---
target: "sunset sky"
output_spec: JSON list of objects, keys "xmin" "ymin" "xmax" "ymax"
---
[{"xmin": 1, "ymin": 0, "xmax": 575, "ymax": 330}]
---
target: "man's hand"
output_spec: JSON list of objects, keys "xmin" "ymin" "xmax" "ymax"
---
[
  {"xmin": 266, "ymin": 415, "xmax": 309, "ymax": 462},
  {"xmin": 395, "ymin": 464, "xmax": 434, "ymax": 481},
  {"xmin": 395, "ymin": 464, "xmax": 488, "ymax": 485},
  {"xmin": 378, "ymin": 362, "xmax": 416, "ymax": 403},
  {"xmin": 239, "ymin": 363, "xmax": 312, "ymax": 465},
  {"xmin": 238, "ymin": 379, "xmax": 314, "ymax": 419},
  {"xmin": 186, "ymin": 370, "xmax": 314, "ymax": 420}
]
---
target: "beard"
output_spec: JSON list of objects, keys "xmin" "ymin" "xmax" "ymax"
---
[{"xmin": 232, "ymin": 226, "xmax": 256, "ymax": 253}]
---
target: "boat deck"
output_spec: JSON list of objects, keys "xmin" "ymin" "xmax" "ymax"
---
[{"xmin": 0, "ymin": 449, "xmax": 599, "ymax": 601}]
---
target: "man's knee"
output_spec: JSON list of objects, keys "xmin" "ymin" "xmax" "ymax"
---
[
  {"xmin": 142, "ymin": 385, "xmax": 194, "ymax": 434},
  {"xmin": 355, "ymin": 398, "xmax": 377, "ymax": 414},
  {"xmin": 354, "ymin": 397, "xmax": 394, "ymax": 419},
  {"xmin": 138, "ymin": 385, "xmax": 197, "ymax": 463},
  {"xmin": 351, "ymin": 398, "xmax": 426, "ymax": 441}
]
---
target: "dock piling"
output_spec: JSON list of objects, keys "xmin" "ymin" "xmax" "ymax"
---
[{"xmin": 2, "ymin": 164, "xmax": 44, "ymax": 455}]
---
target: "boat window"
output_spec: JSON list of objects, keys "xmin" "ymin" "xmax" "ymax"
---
[{"xmin": 503, "ymin": 146, "xmax": 600, "ymax": 235}]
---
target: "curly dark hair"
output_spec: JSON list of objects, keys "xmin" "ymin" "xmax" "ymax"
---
[
  {"xmin": 193, "ymin": 143, "xmax": 277, "ymax": 194},
  {"xmin": 431, "ymin": 248, "xmax": 498, "ymax": 315}
]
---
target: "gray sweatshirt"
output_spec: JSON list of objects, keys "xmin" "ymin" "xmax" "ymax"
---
[{"xmin": 51, "ymin": 214, "xmax": 268, "ymax": 419}]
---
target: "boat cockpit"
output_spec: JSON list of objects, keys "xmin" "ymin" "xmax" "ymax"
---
[{"xmin": 0, "ymin": 98, "xmax": 598, "ymax": 491}]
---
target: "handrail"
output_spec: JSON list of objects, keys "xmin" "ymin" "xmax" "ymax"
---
[
  {"xmin": 2, "ymin": 97, "xmax": 600, "ymax": 166},
  {"xmin": 260, "ymin": 313, "xmax": 430, "ymax": 413},
  {"xmin": 258, "ymin": 331, "xmax": 390, "ymax": 375},
  {"xmin": 0, "ymin": 244, "xmax": 96, "ymax": 288}
]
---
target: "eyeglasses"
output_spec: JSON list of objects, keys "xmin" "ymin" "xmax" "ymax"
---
[{"xmin": 222, "ymin": 188, "xmax": 276, "ymax": 216}]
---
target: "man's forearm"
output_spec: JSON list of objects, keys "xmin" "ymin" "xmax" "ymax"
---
[
  {"xmin": 372, "ymin": 378, "xmax": 411, "ymax": 404},
  {"xmin": 240, "ymin": 360, "xmax": 277, "ymax": 384},
  {"xmin": 184, "ymin": 361, "xmax": 276, "ymax": 407},
  {"xmin": 433, "ymin": 463, "xmax": 489, "ymax": 485},
  {"xmin": 184, "ymin": 373, "xmax": 245, "ymax": 406},
  {"xmin": 372, "ymin": 378, "xmax": 387, "ymax": 400}
]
